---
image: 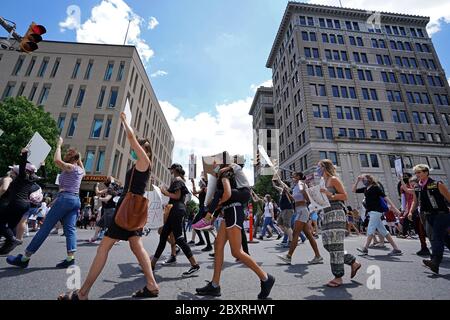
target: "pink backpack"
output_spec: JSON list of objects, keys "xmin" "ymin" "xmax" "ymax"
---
[{"xmin": 29, "ymin": 187, "xmax": 44, "ymax": 205}]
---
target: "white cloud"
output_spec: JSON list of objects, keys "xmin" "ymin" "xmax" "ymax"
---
[
  {"xmin": 250, "ymin": 79, "xmax": 273, "ymax": 92},
  {"xmin": 150, "ymin": 70, "xmax": 168, "ymax": 78},
  {"xmin": 160, "ymin": 99, "xmax": 256, "ymax": 185},
  {"xmin": 148, "ymin": 16, "xmax": 159, "ymax": 30},
  {"xmin": 447, "ymin": 78, "xmax": 450, "ymax": 86},
  {"xmin": 309, "ymin": 0, "xmax": 450, "ymax": 35},
  {"xmin": 59, "ymin": 0, "xmax": 154, "ymax": 63}
]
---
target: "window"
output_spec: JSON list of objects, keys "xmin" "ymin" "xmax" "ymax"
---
[
  {"xmin": 367, "ymin": 109, "xmax": 375, "ymax": 121},
  {"xmin": 399, "ymin": 111, "xmax": 408, "ymax": 123},
  {"xmin": 349, "ymin": 129, "xmax": 356, "ymax": 138},
  {"xmin": 28, "ymin": 84, "xmax": 37, "ymax": 101},
  {"xmin": 336, "ymin": 106, "xmax": 344, "ymax": 119},
  {"xmin": 12, "ymin": 56, "xmax": 25, "ymax": 76},
  {"xmin": 117, "ymin": 61, "xmax": 125, "ymax": 81},
  {"xmin": 85, "ymin": 60, "xmax": 94, "ymax": 80},
  {"xmin": 325, "ymin": 127, "xmax": 333, "ymax": 139},
  {"xmin": 72, "ymin": 60, "xmax": 81, "ymax": 79},
  {"xmin": 84, "ymin": 150, "xmax": 96, "ymax": 173},
  {"xmin": 334, "ymin": 20, "xmax": 341, "ymax": 29},
  {"xmin": 57, "ymin": 115, "xmax": 65, "ymax": 134},
  {"xmin": 350, "ymin": 36, "xmax": 356, "ymax": 46},
  {"xmin": 332, "ymin": 85, "xmax": 339, "ymax": 97},
  {"xmin": 2, "ymin": 82, "xmax": 15, "ymax": 100},
  {"xmin": 316, "ymin": 127, "xmax": 324, "ymax": 139},
  {"xmin": 361, "ymin": 53, "xmax": 368, "ymax": 63},
  {"xmin": 360, "ymin": 154, "xmax": 369, "ymax": 167},
  {"xmin": 104, "ymin": 62, "xmax": 114, "ymax": 81},
  {"xmin": 380, "ymin": 130, "xmax": 388, "ymax": 140},
  {"xmin": 329, "ymin": 152, "xmax": 338, "ymax": 165},
  {"xmin": 427, "ymin": 133, "xmax": 434, "ymax": 142},
  {"xmin": 362, "ymin": 88, "xmax": 370, "ymax": 100},
  {"xmin": 67, "ymin": 115, "xmax": 78, "ymax": 137},
  {"xmin": 97, "ymin": 87, "xmax": 106, "ymax": 108},
  {"xmin": 75, "ymin": 87, "xmax": 86, "ymax": 107},
  {"xmin": 313, "ymin": 105, "xmax": 320, "ymax": 117},
  {"xmin": 312, "ymin": 48, "xmax": 319, "ymax": 58},
  {"xmin": 428, "ymin": 157, "xmax": 440, "ymax": 170},
  {"xmin": 304, "ymin": 48, "xmax": 312, "ymax": 58},
  {"xmin": 428, "ymin": 113, "xmax": 437, "ymax": 124},
  {"xmin": 90, "ymin": 119, "xmax": 103, "ymax": 138},
  {"xmin": 337, "ymin": 67, "xmax": 344, "ymax": 79},
  {"xmin": 25, "ymin": 57, "xmax": 36, "ymax": 76},
  {"xmin": 37, "ymin": 85, "xmax": 50, "ymax": 105},
  {"xmin": 16, "ymin": 82, "xmax": 26, "ymax": 97},
  {"xmin": 349, "ymin": 87, "xmax": 357, "ymax": 99},
  {"xmin": 337, "ymin": 35, "xmax": 344, "ymax": 44},
  {"xmin": 370, "ymin": 89, "xmax": 378, "ymax": 100},
  {"xmin": 322, "ymin": 33, "xmax": 329, "ymax": 43},
  {"xmin": 375, "ymin": 109, "xmax": 383, "ymax": 121},
  {"xmin": 357, "ymin": 37, "xmax": 364, "ymax": 46},
  {"xmin": 50, "ymin": 58, "xmax": 60, "ymax": 78},
  {"xmin": 339, "ymin": 128, "xmax": 347, "ymax": 137},
  {"xmin": 328, "ymin": 67, "xmax": 336, "ymax": 78},
  {"xmin": 322, "ymin": 105, "xmax": 330, "ymax": 118},
  {"xmin": 320, "ymin": 151, "xmax": 327, "ymax": 159},
  {"xmin": 357, "ymin": 129, "xmax": 365, "ymax": 138},
  {"xmin": 96, "ymin": 151, "xmax": 105, "ymax": 172},
  {"xmin": 345, "ymin": 68, "xmax": 352, "ymax": 79},
  {"xmin": 342, "ymin": 107, "xmax": 352, "ymax": 120},
  {"xmin": 108, "ymin": 88, "xmax": 119, "ymax": 108},
  {"xmin": 371, "ymin": 130, "xmax": 379, "ymax": 139},
  {"xmin": 370, "ymin": 154, "xmax": 379, "ymax": 167},
  {"xmin": 104, "ymin": 118, "xmax": 112, "ymax": 138},
  {"xmin": 353, "ymin": 107, "xmax": 361, "ymax": 120}
]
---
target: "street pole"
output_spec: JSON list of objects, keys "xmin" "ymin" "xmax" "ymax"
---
[{"xmin": 0, "ymin": 16, "xmax": 22, "ymax": 41}]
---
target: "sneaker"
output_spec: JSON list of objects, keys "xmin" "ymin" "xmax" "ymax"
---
[
  {"xmin": 163, "ymin": 255, "xmax": 177, "ymax": 265},
  {"xmin": 276, "ymin": 242, "xmax": 287, "ymax": 247},
  {"xmin": 423, "ymin": 259, "xmax": 439, "ymax": 274},
  {"xmin": 282, "ymin": 242, "xmax": 291, "ymax": 248},
  {"xmin": 258, "ymin": 236, "xmax": 264, "ymax": 240},
  {"xmin": 308, "ymin": 256, "xmax": 324, "ymax": 264},
  {"xmin": 277, "ymin": 234, "xmax": 283, "ymax": 240},
  {"xmin": 187, "ymin": 240, "xmax": 195, "ymax": 245},
  {"xmin": 416, "ymin": 248, "xmax": 431, "ymax": 257},
  {"xmin": 56, "ymin": 259, "xmax": 75, "ymax": 269},
  {"xmin": 196, "ymin": 281, "xmax": 221, "ymax": 297},
  {"xmin": 276, "ymin": 254, "xmax": 292, "ymax": 265},
  {"xmin": 182, "ymin": 265, "xmax": 200, "ymax": 277},
  {"xmin": 193, "ymin": 218, "xmax": 213, "ymax": 231},
  {"xmin": 201, "ymin": 245, "xmax": 213, "ymax": 252},
  {"xmin": 388, "ymin": 249, "xmax": 403, "ymax": 256},
  {"xmin": 357, "ymin": 247, "xmax": 368, "ymax": 255},
  {"xmin": 195, "ymin": 241, "xmax": 206, "ymax": 246},
  {"xmin": 6, "ymin": 254, "xmax": 29, "ymax": 268},
  {"xmin": 258, "ymin": 274, "xmax": 275, "ymax": 299},
  {"xmin": 0, "ymin": 239, "xmax": 23, "ymax": 255},
  {"xmin": 209, "ymin": 253, "xmax": 215, "ymax": 259}
]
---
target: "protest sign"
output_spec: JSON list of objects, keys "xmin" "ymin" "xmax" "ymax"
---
[
  {"xmin": 26, "ymin": 132, "xmax": 51, "ymax": 170},
  {"xmin": 305, "ymin": 184, "xmax": 330, "ymax": 211},
  {"xmin": 124, "ymin": 98, "xmax": 132, "ymax": 126}
]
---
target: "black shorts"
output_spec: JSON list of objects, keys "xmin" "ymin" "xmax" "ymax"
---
[{"xmin": 223, "ymin": 205, "xmax": 245, "ymax": 229}]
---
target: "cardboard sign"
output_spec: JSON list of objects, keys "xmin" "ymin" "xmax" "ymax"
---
[
  {"xmin": 146, "ymin": 185, "xmax": 164, "ymax": 230},
  {"xmin": 124, "ymin": 98, "xmax": 132, "ymax": 127},
  {"xmin": 26, "ymin": 132, "xmax": 51, "ymax": 170},
  {"xmin": 305, "ymin": 184, "xmax": 330, "ymax": 211},
  {"xmin": 395, "ymin": 158, "xmax": 403, "ymax": 179},
  {"xmin": 189, "ymin": 154, "xmax": 197, "ymax": 180},
  {"xmin": 205, "ymin": 174, "xmax": 217, "ymax": 206},
  {"xmin": 258, "ymin": 145, "xmax": 275, "ymax": 168},
  {"xmin": 202, "ymin": 152, "xmax": 232, "ymax": 176}
]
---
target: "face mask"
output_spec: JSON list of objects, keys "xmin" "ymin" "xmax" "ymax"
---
[
  {"xmin": 403, "ymin": 178, "xmax": 410, "ymax": 184},
  {"xmin": 316, "ymin": 166, "xmax": 324, "ymax": 177},
  {"xmin": 362, "ymin": 179, "xmax": 369, "ymax": 186},
  {"xmin": 131, "ymin": 150, "xmax": 138, "ymax": 161}
]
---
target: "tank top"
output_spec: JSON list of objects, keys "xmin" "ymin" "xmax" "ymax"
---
[
  {"xmin": 292, "ymin": 182, "xmax": 305, "ymax": 205},
  {"xmin": 122, "ymin": 166, "xmax": 150, "ymax": 196}
]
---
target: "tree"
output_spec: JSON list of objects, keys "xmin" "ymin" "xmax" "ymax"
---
[
  {"xmin": 253, "ymin": 174, "xmax": 279, "ymax": 203},
  {"xmin": 0, "ymin": 97, "xmax": 60, "ymax": 183},
  {"xmin": 186, "ymin": 199, "xmax": 199, "ymax": 219}
]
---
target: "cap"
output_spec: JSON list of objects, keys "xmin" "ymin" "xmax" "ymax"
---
[
  {"xmin": 10, "ymin": 163, "xmax": 37, "ymax": 173},
  {"xmin": 168, "ymin": 163, "xmax": 183, "ymax": 171}
]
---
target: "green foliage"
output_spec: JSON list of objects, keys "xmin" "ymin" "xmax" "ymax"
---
[
  {"xmin": 253, "ymin": 174, "xmax": 279, "ymax": 203},
  {"xmin": 186, "ymin": 199, "xmax": 199, "ymax": 217},
  {"xmin": 0, "ymin": 97, "xmax": 60, "ymax": 183}
]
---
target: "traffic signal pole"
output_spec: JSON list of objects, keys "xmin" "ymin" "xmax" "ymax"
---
[{"xmin": 0, "ymin": 16, "xmax": 22, "ymax": 42}]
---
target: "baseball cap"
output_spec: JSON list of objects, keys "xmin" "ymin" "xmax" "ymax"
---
[{"xmin": 168, "ymin": 163, "xmax": 183, "ymax": 171}]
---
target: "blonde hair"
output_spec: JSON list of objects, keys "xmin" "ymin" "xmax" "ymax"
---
[
  {"xmin": 363, "ymin": 174, "xmax": 377, "ymax": 186},
  {"xmin": 413, "ymin": 164, "xmax": 430, "ymax": 175},
  {"xmin": 319, "ymin": 159, "xmax": 336, "ymax": 177}
]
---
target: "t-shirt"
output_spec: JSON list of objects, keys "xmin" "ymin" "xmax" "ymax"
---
[
  {"xmin": 279, "ymin": 191, "xmax": 294, "ymax": 210},
  {"xmin": 356, "ymin": 185, "xmax": 386, "ymax": 213},
  {"xmin": 168, "ymin": 179, "xmax": 189, "ymax": 207},
  {"xmin": 264, "ymin": 202, "xmax": 274, "ymax": 218},
  {"xmin": 230, "ymin": 163, "xmax": 250, "ymax": 189},
  {"xmin": 59, "ymin": 165, "xmax": 84, "ymax": 194},
  {"xmin": 292, "ymin": 182, "xmax": 305, "ymax": 202}
]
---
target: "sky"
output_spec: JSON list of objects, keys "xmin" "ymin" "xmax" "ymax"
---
[{"xmin": 2, "ymin": 0, "xmax": 450, "ymax": 184}]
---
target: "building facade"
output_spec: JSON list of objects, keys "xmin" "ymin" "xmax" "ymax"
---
[
  {"xmin": 249, "ymin": 86, "xmax": 276, "ymax": 181},
  {"xmin": 0, "ymin": 40, "xmax": 174, "ymax": 192},
  {"xmin": 265, "ymin": 2, "xmax": 450, "ymax": 208}
]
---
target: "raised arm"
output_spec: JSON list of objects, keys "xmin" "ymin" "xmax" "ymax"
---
[
  {"xmin": 0, "ymin": 176, "xmax": 13, "ymax": 198},
  {"xmin": 352, "ymin": 176, "xmax": 362, "ymax": 193},
  {"xmin": 54, "ymin": 137, "xmax": 76, "ymax": 172},
  {"xmin": 120, "ymin": 112, "xmax": 151, "ymax": 172}
]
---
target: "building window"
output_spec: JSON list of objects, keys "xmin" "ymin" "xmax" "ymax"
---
[
  {"xmin": 50, "ymin": 58, "xmax": 60, "ymax": 78},
  {"xmin": 380, "ymin": 130, "xmax": 388, "ymax": 140},
  {"xmin": 75, "ymin": 87, "xmax": 86, "ymax": 107},
  {"xmin": 63, "ymin": 86, "xmax": 73, "ymax": 107},
  {"xmin": 67, "ymin": 115, "xmax": 78, "ymax": 137},
  {"xmin": 369, "ymin": 154, "xmax": 379, "ymax": 167},
  {"xmin": 325, "ymin": 127, "xmax": 333, "ymax": 140},
  {"xmin": 339, "ymin": 128, "xmax": 347, "ymax": 137},
  {"xmin": 37, "ymin": 58, "xmax": 49, "ymax": 78},
  {"xmin": 12, "ymin": 56, "xmax": 25, "ymax": 76},
  {"xmin": 108, "ymin": 88, "xmax": 119, "ymax": 108},
  {"xmin": 2, "ymin": 82, "xmax": 15, "ymax": 100},
  {"xmin": 16, "ymin": 82, "xmax": 26, "ymax": 97},
  {"xmin": 349, "ymin": 128, "xmax": 356, "ymax": 138},
  {"xmin": 57, "ymin": 115, "xmax": 66, "ymax": 134},
  {"xmin": 71, "ymin": 60, "xmax": 81, "ymax": 79},
  {"xmin": 25, "ymin": 57, "xmax": 36, "ymax": 76},
  {"xmin": 90, "ymin": 119, "xmax": 103, "ymax": 138},
  {"xmin": 85, "ymin": 60, "xmax": 94, "ymax": 80},
  {"xmin": 427, "ymin": 157, "xmax": 440, "ymax": 170},
  {"xmin": 117, "ymin": 61, "xmax": 125, "ymax": 81},
  {"xmin": 28, "ymin": 83, "xmax": 38, "ymax": 101},
  {"xmin": 96, "ymin": 150, "xmax": 105, "ymax": 172},
  {"xmin": 97, "ymin": 87, "xmax": 106, "ymax": 108},
  {"xmin": 84, "ymin": 150, "xmax": 96, "ymax": 173},
  {"xmin": 360, "ymin": 154, "xmax": 369, "ymax": 167},
  {"xmin": 37, "ymin": 85, "xmax": 50, "ymax": 105},
  {"xmin": 357, "ymin": 129, "xmax": 365, "ymax": 138},
  {"xmin": 104, "ymin": 62, "xmax": 114, "ymax": 81}
]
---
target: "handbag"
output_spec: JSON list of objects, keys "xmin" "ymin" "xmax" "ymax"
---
[
  {"xmin": 379, "ymin": 196, "xmax": 389, "ymax": 213},
  {"xmin": 114, "ymin": 168, "xmax": 149, "ymax": 231}
]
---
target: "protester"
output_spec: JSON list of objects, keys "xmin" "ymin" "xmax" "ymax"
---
[{"xmin": 272, "ymin": 178, "xmax": 294, "ymax": 246}]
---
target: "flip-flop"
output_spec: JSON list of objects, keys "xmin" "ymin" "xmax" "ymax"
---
[
  {"xmin": 326, "ymin": 280, "xmax": 342, "ymax": 288},
  {"xmin": 132, "ymin": 286, "xmax": 159, "ymax": 298},
  {"xmin": 351, "ymin": 263, "xmax": 362, "ymax": 279},
  {"xmin": 58, "ymin": 290, "xmax": 81, "ymax": 300}
]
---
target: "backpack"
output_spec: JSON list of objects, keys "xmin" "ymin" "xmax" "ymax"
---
[{"xmin": 29, "ymin": 187, "xmax": 43, "ymax": 205}]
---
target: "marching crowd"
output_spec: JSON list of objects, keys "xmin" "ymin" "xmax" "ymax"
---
[{"xmin": 1, "ymin": 111, "xmax": 449, "ymax": 300}]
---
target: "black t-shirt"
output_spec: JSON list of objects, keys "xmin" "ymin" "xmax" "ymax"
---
[
  {"xmin": 102, "ymin": 185, "xmax": 118, "ymax": 209},
  {"xmin": 168, "ymin": 179, "xmax": 189, "ymax": 206},
  {"xmin": 356, "ymin": 185, "xmax": 386, "ymax": 213}
]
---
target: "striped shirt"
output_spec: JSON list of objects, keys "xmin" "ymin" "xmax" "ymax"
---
[{"xmin": 59, "ymin": 165, "xmax": 84, "ymax": 194}]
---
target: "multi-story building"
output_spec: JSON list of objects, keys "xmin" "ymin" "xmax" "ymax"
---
[
  {"xmin": 249, "ymin": 86, "xmax": 276, "ymax": 181},
  {"xmin": 265, "ymin": 2, "xmax": 450, "ymax": 207},
  {"xmin": 0, "ymin": 40, "xmax": 174, "ymax": 194}
]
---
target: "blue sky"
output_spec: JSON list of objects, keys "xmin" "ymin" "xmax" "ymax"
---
[{"xmin": 2, "ymin": 0, "xmax": 450, "ymax": 183}]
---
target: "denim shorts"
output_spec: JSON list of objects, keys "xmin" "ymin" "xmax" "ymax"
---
[{"xmin": 295, "ymin": 206, "xmax": 309, "ymax": 223}]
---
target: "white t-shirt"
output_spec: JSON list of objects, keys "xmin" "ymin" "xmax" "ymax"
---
[
  {"xmin": 37, "ymin": 202, "xmax": 48, "ymax": 218},
  {"xmin": 230, "ymin": 163, "xmax": 250, "ymax": 189},
  {"xmin": 264, "ymin": 202, "xmax": 274, "ymax": 218}
]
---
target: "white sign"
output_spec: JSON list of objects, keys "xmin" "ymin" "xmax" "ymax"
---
[
  {"xmin": 145, "ymin": 185, "xmax": 169, "ymax": 230},
  {"xmin": 305, "ymin": 184, "xmax": 331, "ymax": 211},
  {"xmin": 26, "ymin": 132, "xmax": 51, "ymax": 170},
  {"xmin": 189, "ymin": 154, "xmax": 197, "ymax": 180},
  {"xmin": 205, "ymin": 174, "xmax": 217, "ymax": 206},
  {"xmin": 124, "ymin": 98, "xmax": 132, "ymax": 127},
  {"xmin": 55, "ymin": 174, "xmax": 61, "ymax": 185},
  {"xmin": 258, "ymin": 145, "xmax": 275, "ymax": 168},
  {"xmin": 394, "ymin": 158, "xmax": 403, "ymax": 179}
]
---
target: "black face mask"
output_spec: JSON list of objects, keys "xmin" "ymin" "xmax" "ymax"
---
[{"xmin": 403, "ymin": 178, "xmax": 410, "ymax": 184}]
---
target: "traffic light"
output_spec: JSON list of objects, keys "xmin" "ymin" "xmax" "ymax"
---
[{"xmin": 20, "ymin": 22, "xmax": 46, "ymax": 53}]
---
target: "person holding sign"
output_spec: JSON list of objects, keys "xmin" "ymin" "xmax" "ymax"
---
[
  {"xmin": 277, "ymin": 172, "xmax": 323, "ymax": 265},
  {"xmin": 56, "ymin": 112, "xmax": 159, "ymax": 300},
  {"xmin": 7, "ymin": 139, "xmax": 83, "ymax": 266},
  {"xmin": 317, "ymin": 159, "xmax": 361, "ymax": 288}
]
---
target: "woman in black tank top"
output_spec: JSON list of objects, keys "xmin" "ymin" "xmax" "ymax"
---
[{"xmin": 59, "ymin": 112, "xmax": 159, "ymax": 300}]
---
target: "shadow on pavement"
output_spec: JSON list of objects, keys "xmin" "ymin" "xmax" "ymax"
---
[
  {"xmin": 304, "ymin": 280, "xmax": 362, "ymax": 300},
  {"xmin": 0, "ymin": 266, "xmax": 58, "ymax": 278},
  {"xmin": 177, "ymin": 291, "xmax": 221, "ymax": 300}
]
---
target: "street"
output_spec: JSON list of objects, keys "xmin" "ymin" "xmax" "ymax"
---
[{"xmin": 0, "ymin": 229, "xmax": 449, "ymax": 300}]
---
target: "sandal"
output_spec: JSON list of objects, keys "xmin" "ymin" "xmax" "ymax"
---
[
  {"xmin": 326, "ymin": 280, "xmax": 342, "ymax": 288},
  {"xmin": 132, "ymin": 286, "xmax": 159, "ymax": 298},
  {"xmin": 58, "ymin": 290, "xmax": 81, "ymax": 300},
  {"xmin": 351, "ymin": 262, "xmax": 361, "ymax": 279}
]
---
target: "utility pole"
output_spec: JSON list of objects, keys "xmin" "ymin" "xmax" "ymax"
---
[
  {"xmin": 123, "ymin": 19, "xmax": 131, "ymax": 45},
  {"xmin": 0, "ymin": 16, "xmax": 22, "ymax": 41}
]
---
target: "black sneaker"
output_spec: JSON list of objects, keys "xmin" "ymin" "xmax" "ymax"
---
[
  {"xmin": 423, "ymin": 259, "xmax": 439, "ymax": 274},
  {"xmin": 277, "ymin": 234, "xmax": 283, "ymax": 240},
  {"xmin": 258, "ymin": 274, "xmax": 275, "ymax": 299},
  {"xmin": 201, "ymin": 245, "xmax": 213, "ymax": 252},
  {"xmin": 0, "ymin": 239, "xmax": 22, "ymax": 255},
  {"xmin": 56, "ymin": 259, "xmax": 75, "ymax": 269},
  {"xmin": 188, "ymin": 240, "xmax": 195, "ymax": 245},
  {"xmin": 195, "ymin": 241, "xmax": 206, "ymax": 246},
  {"xmin": 416, "ymin": 248, "xmax": 431, "ymax": 257},
  {"xmin": 6, "ymin": 254, "xmax": 29, "ymax": 268},
  {"xmin": 196, "ymin": 281, "xmax": 221, "ymax": 297},
  {"xmin": 163, "ymin": 255, "xmax": 177, "ymax": 265},
  {"xmin": 182, "ymin": 265, "xmax": 200, "ymax": 277},
  {"xmin": 209, "ymin": 253, "xmax": 215, "ymax": 258}
]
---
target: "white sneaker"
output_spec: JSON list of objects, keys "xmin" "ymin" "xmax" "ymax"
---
[
  {"xmin": 308, "ymin": 256, "xmax": 324, "ymax": 264},
  {"xmin": 276, "ymin": 254, "xmax": 292, "ymax": 265}
]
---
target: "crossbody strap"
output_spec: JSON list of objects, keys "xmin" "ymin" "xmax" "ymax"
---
[{"xmin": 127, "ymin": 167, "xmax": 136, "ymax": 193}]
